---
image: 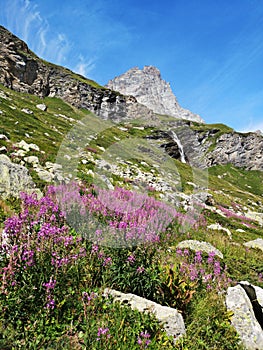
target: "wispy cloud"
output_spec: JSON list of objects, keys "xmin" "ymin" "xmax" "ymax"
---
[
  {"xmin": 74, "ymin": 55, "xmax": 96, "ymax": 78},
  {"xmin": 0, "ymin": 0, "xmax": 71, "ymax": 66},
  {"xmin": 239, "ymin": 121, "xmax": 263, "ymax": 133}
]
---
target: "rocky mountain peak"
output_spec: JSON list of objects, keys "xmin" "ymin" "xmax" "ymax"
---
[{"xmin": 106, "ymin": 66, "xmax": 203, "ymax": 123}]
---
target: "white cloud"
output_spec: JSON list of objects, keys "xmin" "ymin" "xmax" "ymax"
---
[
  {"xmin": 74, "ymin": 56, "xmax": 96, "ymax": 77},
  {"xmin": 238, "ymin": 121, "xmax": 263, "ymax": 133},
  {"xmin": 0, "ymin": 0, "xmax": 71, "ymax": 66}
]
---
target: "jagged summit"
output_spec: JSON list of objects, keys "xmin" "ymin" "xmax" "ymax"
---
[{"xmin": 106, "ymin": 66, "xmax": 204, "ymax": 123}]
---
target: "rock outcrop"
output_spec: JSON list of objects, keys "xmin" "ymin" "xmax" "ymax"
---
[
  {"xmin": 0, "ymin": 26, "xmax": 151, "ymax": 122},
  {"xmin": 150, "ymin": 121, "xmax": 263, "ymax": 171},
  {"xmin": 0, "ymin": 154, "xmax": 37, "ymax": 199},
  {"xmin": 226, "ymin": 282, "xmax": 263, "ymax": 349},
  {"xmin": 104, "ymin": 288, "xmax": 186, "ymax": 343},
  {"xmin": 106, "ymin": 66, "xmax": 203, "ymax": 122}
]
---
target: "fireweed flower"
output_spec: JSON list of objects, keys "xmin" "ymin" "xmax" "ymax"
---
[
  {"xmin": 103, "ymin": 257, "xmax": 112, "ymax": 266},
  {"xmin": 207, "ymin": 251, "xmax": 215, "ymax": 264},
  {"xmin": 96, "ymin": 327, "xmax": 110, "ymax": 341},
  {"xmin": 194, "ymin": 251, "xmax": 202, "ymax": 264},
  {"xmin": 137, "ymin": 331, "xmax": 151, "ymax": 348},
  {"xmin": 214, "ymin": 261, "xmax": 221, "ymax": 276},
  {"xmin": 137, "ymin": 266, "xmax": 145, "ymax": 273},
  {"xmin": 43, "ymin": 277, "xmax": 57, "ymax": 290},
  {"xmin": 82, "ymin": 291, "xmax": 98, "ymax": 304},
  {"xmin": 127, "ymin": 254, "xmax": 136, "ymax": 264}
]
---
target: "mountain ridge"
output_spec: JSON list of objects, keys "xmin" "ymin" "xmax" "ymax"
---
[{"xmin": 106, "ymin": 65, "xmax": 204, "ymax": 123}]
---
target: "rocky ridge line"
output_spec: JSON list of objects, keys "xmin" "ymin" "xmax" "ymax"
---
[{"xmin": 0, "ymin": 26, "xmax": 152, "ymax": 122}]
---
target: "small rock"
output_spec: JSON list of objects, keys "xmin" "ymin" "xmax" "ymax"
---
[
  {"xmin": 24, "ymin": 156, "xmax": 39, "ymax": 165},
  {"xmin": 12, "ymin": 149, "xmax": 27, "ymax": 158},
  {"xmin": 45, "ymin": 162, "xmax": 62, "ymax": 170},
  {"xmin": 0, "ymin": 146, "xmax": 7, "ymax": 153},
  {"xmin": 15, "ymin": 140, "xmax": 40, "ymax": 152},
  {"xmin": 36, "ymin": 168, "xmax": 53, "ymax": 182},
  {"xmin": 21, "ymin": 108, "xmax": 33, "ymax": 114},
  {"xmin": 207, "ymin": 223, "xmax": 232, "ymax": 239},
  {"xmin": 36, "ymin": 104, "xmax": 47, "ymax": 111},
  {"xmin": 0, "ymin": 134, "xmax": 9, "ymax": 140}
]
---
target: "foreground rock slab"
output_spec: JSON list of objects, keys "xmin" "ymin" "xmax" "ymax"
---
[
  {"xmin": 104, "ymin": 288, "xmax": 185, "ymax": 343},
  {"xmin": 226, "ymin": 283, "xmax": 263, "ymax": 349},
  {"xmin": 176, "ymin": 239, "xmax": 223, "ymax": 258}
]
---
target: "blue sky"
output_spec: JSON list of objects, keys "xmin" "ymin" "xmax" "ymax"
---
[{"xmin": 0, "ymin": 0, "xmax": 263, "ymax": 132}]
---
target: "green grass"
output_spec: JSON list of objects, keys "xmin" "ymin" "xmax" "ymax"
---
[{"xmin": 0, "ymin": 82, "xmax": 263, "ymax": 349}]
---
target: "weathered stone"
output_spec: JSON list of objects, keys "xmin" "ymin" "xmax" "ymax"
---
[
  {"xmin": 0, "ymin": 134, "xmax": 9, "ymax": 140},
  {"xmin": 207, "ymin": 223, "xmax": 232, "ymax": 239},
  {"xmin": 21, "ymin": 108, "xmax": 33, "ymax": 114},
  {"xmin": 24, "ymin": 155, "xmax": 39, "ymax": 164},
  {"xmin": 36, "ymin": 103, "xmax": 47, "ymax": 111},
  {"xmin": 0, "ymin": 146, "xmax": 7, "ymax": 153},
  {"xmin": 244, "ymin": 238, "xmax": 263, "ymax": 253},
  {"xmin": 176, "ymin": 239, "xmax": 223, "ymax": 258},
  {"xmin": 104, "ymin": 288, "xmax": 185, "ymax": 343},
  {"xmin": 0, "ymin": 154, "xmax": 36, "ymax": 199},
  {"xmin": 106, "ymin": 66, "xmax": 203, "ymax": 123},
  {"xmin": 226, "ymin": 283, "xmax": 263, "ymax": 349}
]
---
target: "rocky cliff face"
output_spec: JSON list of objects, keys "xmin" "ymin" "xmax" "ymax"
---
[
  {"xmin": 106, "ymin": 66, "xmax": 203, "ymax": 123},
  {"xmin": 151, "ymin": 121, "xmax": 263, "ymax": 171},
  {"xmin": 0, "ymin": 26, "xmax": 152, "ymax": 122}
]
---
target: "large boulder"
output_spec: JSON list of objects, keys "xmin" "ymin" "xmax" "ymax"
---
[
  {"xmin": 226, "ymin": 282, "xmax": 263, "ymax": 349},
  {"xmin": 0, "ymin": 154, "xmax": 37, "ymax": 199},
  {"xmin": 104, "ymin": 288, "xmax": 185, "ymax": 344},
  {"xmin": 176, "ymin": 239, "xmax": 223, "ymax": 259}
]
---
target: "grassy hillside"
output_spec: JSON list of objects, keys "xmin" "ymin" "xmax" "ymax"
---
[{"xmin": 0, "ymin": 83, "xmax": 262, "ymax": 349}]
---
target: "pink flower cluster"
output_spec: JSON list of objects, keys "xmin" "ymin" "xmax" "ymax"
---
[
  {"xmin": 137, "ymin": 330, "xmax": 151, "ymax": 348},
  {"xmin": 1, "ymin": 189, "xmax": 87, "ymax": 297},
  {"xmin": 176, "ymin": 249, "xmax": 231, "ymax": 290},
  {"xmin": 52, "ymin": 183, "xmax": 204, "ymax": 246}
]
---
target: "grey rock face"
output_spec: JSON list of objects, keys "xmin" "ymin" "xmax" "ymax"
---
[
  {"xmin": 152, "ymin": 121, "xmax": 263, "ymax": 171},
  {"xmin": 106, "ymin": 66, "xmax": 203, "ymax": 122},
  {"xmin": 226, "ymin": 283, "xmax": 263, "ymax": 349},
  {"xmin": 0, "ymin": 155, "xmax": 36, "ymax": 199},
  {"xmin": 104, "ymin": 288, "xmax": 185, "ymax": 343},
  {"xmin": 206, "ymin": 132, "xmax": 263, "ymax": 170}
]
